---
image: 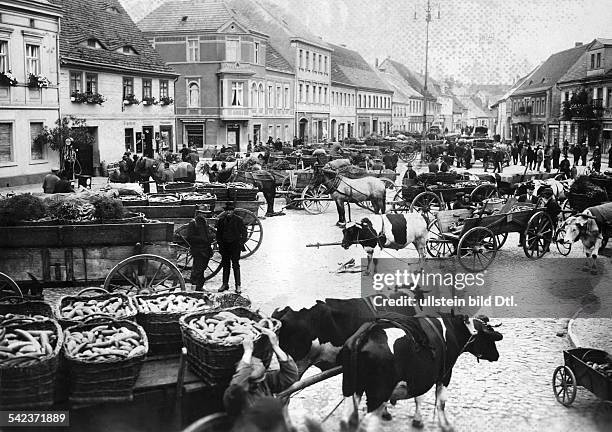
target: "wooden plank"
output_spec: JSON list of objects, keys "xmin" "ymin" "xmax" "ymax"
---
[
  {"xmin": 0, "ymin": 223, "xmax": 175, "ymax": 248},
  {"xmin": 41, "ymin": 248, "xmax": 50, "ymax": 282},
  {"xmin": 213, "ymin": 201, "xmax": 260, "ymax": 214},
  {"xmin": 65, "ymin": 248, "xmax": 74, "ymax": 281},
  {"xmin": 131, "ymin": 205, "xmax": 198, "ymax": 219},
  {"xmin": 134, "ymin": 357, "xmax": 204, "ymax": 391}
]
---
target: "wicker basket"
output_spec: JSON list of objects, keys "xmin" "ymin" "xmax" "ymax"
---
[
  {"xmin": 179, "ymin": 307, "xmax": 274, "ymax": 386},
  {"xmin": 63, "ymin": 316, "xmax": 148, "ymax": 404},
  {"xmin": 0, "ymin": 316, "xmax": 63, "ymax": 409},
  {"xmin": 181, "ymin": 193, "xmax": 216, "ymax": 206},
  {"xmin": 161, "ymin": 182, "xmax": 196, "ymax": 193},
  {"xmin": 56, "ymin": 288, "xmax": 137, "ymax": 329},
  {"xmin": 120, "ymin": 197, "xmax": 149, "ymax": 207},
  {"xmin": 134, "ymin": 292, "xmax": 214, "ymax": 354},
  {"xmin": 210, "ymin": 293, "xmax": 252, "ymax": 309},
  {"xmin": 148, "ymin": 193, "xmax": 182, "ymax": 206},
  {"xmin": 481, "ymin": 198, "xmax": 505, "ymax": 213},
  {"xmin": 0, "ymin": 296, "xmax": 53, "ymax": 318}
]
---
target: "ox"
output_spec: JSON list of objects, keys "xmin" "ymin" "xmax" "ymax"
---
[
  {"xmin": 339, "ymin": 314, "xmax": 503, "ymax": 432},
  {"xmin": 514, "ymin": 178, "xmax": 572, "ymax": 201},
  {"xmin": 272, "ymin": 297, "xmax": 419, "ymax": 421},
  {"xmin": 341, "ymin": 213, "xmax": 428, "ymax": 275},
  {"xmin": 563, "ymin": 202, "xmax": 612, "ymax": 274}
]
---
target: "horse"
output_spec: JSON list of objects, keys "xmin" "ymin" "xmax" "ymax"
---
[
  {"xmin": 133, "ymin": 156, "xmax": 159, "ymax": 192},
  {"xmin": 231, "ymin": 168, "xmax": 279, "ymax": 216},
  {"xmin": 313, "ymin": 168, "xmax": 386, "ymax": 227},
  {"xmin": 154, "ymin": 161, "xmax": 196, "ymax": 183}
]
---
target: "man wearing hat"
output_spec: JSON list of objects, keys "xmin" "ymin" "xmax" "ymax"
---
[
  {"xmin": 184, "ymin": 210, "xmax": 213, "ymax": 291},
  {"xmin": 42, "ymin": 167, "xmax": 61, "ymax": 193},
  {"xmin": 223, "ymin": 327, "xmax": 298, "ymax": 418},
  {"xmin": 402, "ymin": 163, "xmax": 417, "ymax": 187},
  {"xmin": 217, "ymin": 202, "xmax": 247, "ymax": 293}
]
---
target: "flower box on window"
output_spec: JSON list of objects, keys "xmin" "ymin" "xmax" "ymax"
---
[
  {"xmin": 159, "ymin": 96, "xmax": 174, "ymax": 106},
  {"xmin": 142, "ymin": 96, "xmax": 158, "ymax": 106},
  {"xmin": 28, "ymin": 73, "xmax": 51, "ymax": 88},
  {"xmin": 71, "ymin": 91, "xmax": 106, "ymax": 105},
  {"xmin": 0, "ymin": 70, "xmax": 18, "ymax": 87},
  {"xmin": 123, "ymin": 93, "xmax": 139, "ymax": 105}
]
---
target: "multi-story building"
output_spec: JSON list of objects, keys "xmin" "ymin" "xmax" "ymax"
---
[
  {"xmin": 452, "ymin": 96, "xmax": 468, "ymax": 133},
  {"xmin": 329, "ymin": 44, "xmax": 391, "ymax": 139},
  {"xmin": 377, "ymin": 67, "xmax": 423, "ymax": 133},
  {"xmin": 557, "ymin": 38, "xmax": 612, "ymax": 152},
  {"xmin": 329, "ymin": 62, "xmax": 356, "ymax": 140},
  {"xmin": 0, "ymin": 0, "xmax": 62, "ymax": 186},
  {"xmin": 139, "ymin": 0, "xmax": 294, "ymax": 151},
  {"xmin": 509, "ymin": 43, "xmax": 586, "ymax": 146},
  {"xmin": 377, "ymin": 58, "xmax": 439, "ymax": 134},
  {"xmin": 491, "ymin": 71, "xmax": 537, "ymax": 141},
  {"xmin": 57, "ymin": 0, "xmax": 178, "ymax": 175}
]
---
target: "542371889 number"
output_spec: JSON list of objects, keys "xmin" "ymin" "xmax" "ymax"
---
[{"xmin": 0, "ymin": 411, "xmax": 69, "ymax": 427}]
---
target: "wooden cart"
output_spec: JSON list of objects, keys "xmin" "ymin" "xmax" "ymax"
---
[
  {"xmin": 553, "ymin": 348, "xmax": 612, "ymax": 406},
  {"xmin": 425, "ymin": 201, "xmax": 555, "ymax": 271},
  {"xmin": 0, "ymin": 221, "xmax": 185, "ymax": 297}
]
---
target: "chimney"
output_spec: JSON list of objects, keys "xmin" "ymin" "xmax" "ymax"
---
[
  {"xmin": 575, "ymin": 42, "xmax": 583, "ymax": 47},
  {"xmin": 375, "ymin": 58, "xmax": 379, "ymax": 68}
]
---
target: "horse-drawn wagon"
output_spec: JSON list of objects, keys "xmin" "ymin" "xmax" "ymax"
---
[{"xmin": 425, "ymin": 199, "xmax": 560, "ymax": 271}]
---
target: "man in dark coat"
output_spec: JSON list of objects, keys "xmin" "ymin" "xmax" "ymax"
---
[
  {"xmin": 184, "ymin": 211, "xmax": 213, "ymax": 291},
  {"xmin": 571, "ymin": 144, "xmax": 581, "ymax": 166},
  {"xmin": 563, "ymin": 140, "xmax": 569, "ymax": 158},
  {"xmin": 493, "ymin": 148, "xmax": 504, "ymax": 173},
  {"xmin": 42, "ymin": 168, "xmax": 60, "ymax": 193},
  {"xmin": 580, "ymin": 143, "xmax": 588, "ymax": 166},
  {"xmin": 591, "ymin": 145, "xmax": 602, "ymax": 172},
  {"xmin": 455, "ymin": 143, "xmax": 464, "ymax": 167},
  {"xmin": 217, "ymin": 203, "xmax": 247, "ymax": 293},
  {"xmin": 552, "ymin": 146, "xmax": 561, "ymax": 169},
  {"xmin": 559, "ymin": 155, "xmax": 571, "ymax": 179},
  {"xmin": 180, "ymin": 144, "xmax": 191, "ymax": 162},
  {"xmin": 464, "ymin": 145, "xmax": 472, "ymax": 169}
]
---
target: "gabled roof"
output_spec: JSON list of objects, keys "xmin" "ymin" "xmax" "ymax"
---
[
  {"xmin": 452, "ymin": 96, "xmax": 466, "ymax": 113},
  {"xmin": 138, "ymin": 0, "xmax": 254, "ymax": 35},
  {"xmin": 514, "ymin": 44, "xmax": 587, "ymax": 96},
  {"xmin": 328, "ymin": 43, "xmax": 390, "ymax": 93},
  {"xmin": 379, "ymin": 58, "xmax": 435, "ymax": 99},
  {"xmin": 266, "ymin": 44, "xmax": 293, "ymax": 74},
  {"xmin": 53, "ymin": 0, "xmax": 175, "ymax": 75},
  {"xmin": 377, "ymin": 70, "xmax": 422, "ymax": 103},
  {"xmin": 226, "ymin": 0, "xmax": 330, "ymax": 69},
  {"xmin": 558, "ymin": 39, "xmax": 612, "ymax": 84}
]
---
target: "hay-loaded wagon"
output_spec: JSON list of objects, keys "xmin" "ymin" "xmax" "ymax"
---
[
  {"xmin": 0, "ymin": 217, "xmax": 184, "ymax": 298},
  {"xmin": 392, "ymin": 172, "xmax": 499, "ymax": 215},
  {"xmin": 425, "ymin": 198, "xmax": 566, "ymax": 271}
]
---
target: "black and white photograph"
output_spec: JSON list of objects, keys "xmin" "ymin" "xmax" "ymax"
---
[{"xmin": 0, "ymin": 0, "xmax": 611, "ymax": 431}]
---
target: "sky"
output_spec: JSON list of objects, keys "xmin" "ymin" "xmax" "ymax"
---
[{"xmin": 120, "ymin": 0, "xmax": 612, "ymax": 85}]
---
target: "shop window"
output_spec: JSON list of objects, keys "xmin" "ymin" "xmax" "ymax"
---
[{"xmin": 30, "ymin": 122, "xmax": 44, "ymax": 160}]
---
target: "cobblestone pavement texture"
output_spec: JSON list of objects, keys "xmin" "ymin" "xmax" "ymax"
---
[{"xmin": 4, "ymin": 158, "xmax": 612, "ymax": 431}]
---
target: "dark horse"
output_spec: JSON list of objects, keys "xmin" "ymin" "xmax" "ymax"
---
[
  {"xmin": 313, "ymin": 168, "xmax": 386, "ymax": 227},
  {"xmin": 231, "ymin": 168, "xmax": 278, "ymax": 216},
  {"xmin": 133, "ymin": 157, "xmax": 196, "ymax": 191}
]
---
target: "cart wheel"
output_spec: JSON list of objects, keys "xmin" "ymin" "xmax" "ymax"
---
[
  {"xmin": 391, "ymin": 189, "xmax": 411, "ymax": 213},
  {"xmin": 426, "ymin": 220, "xmax": 456, "ymax": 258},
  {"xmin": 524, "ymin": 211, "xmax": 554, "ymax": 259},
  {"xmin": 104, "ymin": 254, "xmax": 186, "ymax": 294},
  {"xmin": 399, "ymin": 147, "xmax": 415, "ymax": 162},
  {"xmin": 301, "ymin": 185, "xmax": 331, "ymax": 215},
  {"xmin": 470, "ymin": 184, "xmax": 499, "ymax": 203},
  {"xmin": 218, "ymin": 208, "xmax": 263, "ymax": 258},
  {"xmin": 0, "ymin": 272, "xmax": 21, "ymax": 299},
  {"xmin": 410, "ymin": 192, "xmax": 443, "ymax": 216},
  {"xmin": 554, "ymin": 227, "xmax": 572, "ymax": 256},
  {"xmin": 457, "ymin": 227, "xmax": 498, "ymax": 272},
  {"xmin": 495, "ymin": 232, "xmax": 508, "ymax": 249},
  {"xmin": 559, "ymin": 199, "xmax": 572, "ymax": 222},
  {"xmin": 280, "ymin": 176, "xmax": 291, "ymax": 192},
  {"xmin": 553, "ymin": 365, "xmax": 577, "ymax": 406},
  {"xmin": 175, "ymin": 243, "xmax": 223, "ymax": 282}
]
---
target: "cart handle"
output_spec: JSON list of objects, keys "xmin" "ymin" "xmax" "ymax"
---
[
  {"xmin": 77, "ymin": 287, "xmax": 110, "ymax": 297},
  {"xmin": 276, "ymin": 366, "xmax": 343, "ymax": 399}
]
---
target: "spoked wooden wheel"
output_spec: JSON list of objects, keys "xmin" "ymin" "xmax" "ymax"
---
[
  {"xmin": 218, "ymin": 208, "xmax": 263, "ymax": 258},
  {"xmin": 301, "ymin": 185, "xmax": 331, "ymax": 215},
  {"xmin": 553, "ymin": 365, "xmax": 577, "ymax": 406},
  {"xmin": 524, "ymin": 211, "xmax": 554, "ymax": 259},
  {"xmin": 426, "ymin": 220, "xmax": 456, "ymax": 258},
  {"xmin": 391, "ymin": 189, "xmax": 411, "ymax": 213},
  {"xmin": 410, "ymin": 192, "xmax": 443, "ymax": 216},
  {"xmin": 457, "ymin": 227, "xmax": 498, "ymax": 272},
  {"xmin": 399, "ymin": 147, "xmax": 417, "ymax": 162},
  {"xmin": 0, "ymin": 272, "xmax": 21, "ymax": 299},
  {"xmin": 176, "ymin": 243, "xmax": 223, "ymax": 281},
  {"xmin": 495, "ymin": 232, "xmax": 508, "ymax": 249},
  {"xmin": 104, "ymin": 254, "xmax": 186, "ymax": 295},
  {"xmin": 559, "ymin": 199, "xmax": 572, "ymax": 222},
  {"xmin": 470, "ymin": 184, "xmax": 499, "ymax": 203}
]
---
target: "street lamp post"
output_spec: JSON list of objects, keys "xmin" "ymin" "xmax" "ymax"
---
[{"xmin": 415, "ymin": 0, "xmax": 440, "ymax": 141}]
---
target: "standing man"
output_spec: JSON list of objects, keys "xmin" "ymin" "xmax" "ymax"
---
[
  {"xmin": 580, "ymin": 142, "xmax": 588, "ymax": 166},
  {"xmin": 552, "ymin": 145, "xmax": 561, "ymax": 170},
  {"xmin": 184, "ymin": 211, "xmax": 213, "ymax": 291},
  {"xmin": 591, "ymin": 145, "xmax": 602, "ymax": 172},
  {"xmin": 160, "ymin": 162, "xmax": 174, "ymax": 183},
  {"xmin": 544, "ymin": 145, "xmax": 552, "ymax": 173},
  {"xmin": 571, "ymin": 143, "xmax": 581, "ymax": 166},
  {"xmin": 42, "ymin": 168, "xmax": 61, "ymax": 194},
  {"xmin": 464, "ymin": 144, "xmax": 472, "ymax": 170},
  {"xmin": 559, "ymin": 155, "xmax": 571, "ymax": 179},
  {"xmin": 562, "ymin": 140, "xmax": 569, "ymax": 158},
  {"xmin": 217, "ymin": 203, "xmax": 247, "ymax": 294},
  {"xmin": 455, "ymin": 141, "xmax": 464, "ymax": 168},
  {"xmin": 180, "ymin": 144, "xmax": 191, "ymax": 162},
  {"xmin": 511, "ymin": 142, "xmax": 519, "ymax": 165},
  {"xmin": 493, "ymin": 148, "xmax": 504, "ymax": 173}
]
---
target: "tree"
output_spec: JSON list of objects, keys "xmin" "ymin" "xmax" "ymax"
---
[
  {"xmin": 34, "ymin": 116, "xmax": 94, "ymax": 173},
  {"xmin": 561, "ymin": 87, "xmax": 603, "ymax": 146}
]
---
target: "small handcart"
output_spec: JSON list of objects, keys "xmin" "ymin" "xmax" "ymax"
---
[{"xmin": 553, "ymin": 348, "xmax": 612, "ymax": 406}]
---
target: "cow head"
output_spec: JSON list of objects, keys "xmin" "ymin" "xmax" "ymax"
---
[
  {"xmin": 464, "ymin": 315, "xmax": 503, "ymax": 362},
  {"xmin": 564, "ymin": 211, "xmax": 597, "ymax": 244},
  {"xmin": 341, "ymin": 222, "xmax": 363, "ymax": 249}
]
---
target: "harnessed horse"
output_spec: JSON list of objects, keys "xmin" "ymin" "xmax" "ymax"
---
[
  {"xmin": 231, "ymin": 168, "xmax": 279, "ymax": 216},
  {"xmin": 313, "ymin": 167, "xmax": 386, "ymax": 227}
]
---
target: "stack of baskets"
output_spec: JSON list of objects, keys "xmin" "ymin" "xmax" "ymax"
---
[
  {"xmin": 0, "ymin": 295, "xmax": 53, "ymax": 318},
  {"xmin": 180, "ymin": 192, "xmax": 216, "ymax": 206},
  {"xmin": 133, "ymin": 291, "xmax": 213, "ymax": 354},
  {"xmin": 227, "ymin": 186, "xmax": 258, "ymax": 202},
  {"xmin": 196, "ymin": 184, "xmax": 230, "ymax": 201},
  {"xmin": 0, "ymin": 314, "xmax": 64, "ymax": 409},
  {"xmin": 179, "ymin": 307, "xmax": 276, "ymax": 387},
  {"xmin": 55, "ymin": 288, "xmax": 137, "ymax": 329},
  {"xmin": 62, "ymin": 316, "xmax": 148, "ymax": 404}
]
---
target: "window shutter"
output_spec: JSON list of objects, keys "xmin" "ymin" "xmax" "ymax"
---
[{"xmin": 0, "ymin": 123, "xmax": 12, "ymax": 162}]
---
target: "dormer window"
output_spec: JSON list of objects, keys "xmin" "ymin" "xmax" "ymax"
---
[
  {"xmin": 83, "ymin": 39, "xmax": 102, "ymax": 49},
  {"xmin": 105, "ymin": 6, "xmax": 119, "ymax": 14},
  {"xmin": 119, "ymin": 45, "xmax": 137, "ymax": 55}
]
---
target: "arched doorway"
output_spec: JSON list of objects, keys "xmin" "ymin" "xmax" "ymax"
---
[
  {"xmin": 331, "ymin": 119, "xmax": 337, "ymax": 141},
  {"xmin": 299, "ymin": 118, "xmax": 308, "ymax": 142}
]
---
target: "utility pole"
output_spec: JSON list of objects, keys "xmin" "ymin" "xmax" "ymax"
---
[{"xmin": 415, "ymin": 0, "xmax": 440, "ymax": 141}]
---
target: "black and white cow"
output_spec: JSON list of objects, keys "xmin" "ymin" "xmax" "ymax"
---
[
  {"xmin": 339, "ymin": 314, "xmax": 503, "ymax": 432},
  {"xmin": 564, "ymin": 202, "xmax": 612, "ymax": 274},
  {"xmin": 341, "ymin": 213, "xmax": 428, "ymax": 274}
]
